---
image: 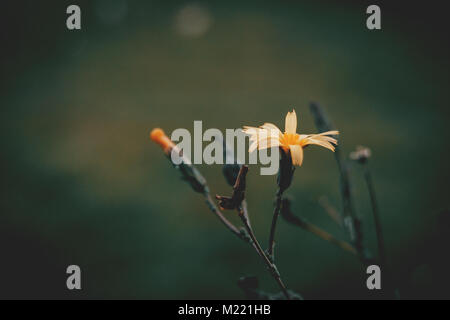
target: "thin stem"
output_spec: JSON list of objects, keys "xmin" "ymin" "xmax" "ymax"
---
[
  {"xmin": 267, "ymin": 189, "xmax": 283, "ymax": 258},
  {"xmin": 363, "ymin": 163, "xmax": 386, "ymax": 267},
  {"xmin": 241, "ymin": 200, "xmax": 251, "ymax": 228},
  {"xmin": 363, "ymin": 162, "xmax": 400, "ymax": 299},
  {"xmin": 295, "ymin": 218, "xmax": 357, "ymax": 255},
  {"xmin": 318, "ymin": 196, "xmax": 342, "ymax": 226},
  {"xmin": 207, "ymin": 191, "xmax": 262, "ymax": 255},
  {"xmin": 238, "ymin": 209, "xmax": 290, "ymax": 300},
  {"xmin": 309, "ymin": 103, "xmax": 363, "ymax": 252},
  {"xmin": 203, "ymin": 192, "xmax": 244, "ymax": 240}
]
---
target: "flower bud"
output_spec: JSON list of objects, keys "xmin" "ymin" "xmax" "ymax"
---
[
  {"xmin": 150, "ymin": 127, "xmax": 207, "ymax": 193},
  {"xmin": 150, "ymin": 128, "xmax": 175, "ymax": 155}
]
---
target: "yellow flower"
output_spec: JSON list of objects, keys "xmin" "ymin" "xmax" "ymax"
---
[{"xmin": 243, "ymin": 110, "xmax": 339, "ymax": 166}]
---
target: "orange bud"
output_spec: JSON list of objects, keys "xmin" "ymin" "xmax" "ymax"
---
[{"xmin": 150, "ymin": 128, "xmax": 175, "ymax": 154}]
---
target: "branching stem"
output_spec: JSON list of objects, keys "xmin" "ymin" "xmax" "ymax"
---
[
  {"xmin": 203, "ymin": 192, "xmax": 244, "ymax": 240},
  {"xmin": 238, "ymin": 208, "xmax": 290, "ymax": 300}
]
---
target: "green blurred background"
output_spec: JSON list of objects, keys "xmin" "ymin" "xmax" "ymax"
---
[{"xmin": 1, "ymin": 0, "xmax": 449, "ymax": 299}]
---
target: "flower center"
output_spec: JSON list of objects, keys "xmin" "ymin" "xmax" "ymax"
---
[{"xmin": 280, "ymin": 133, "xmax": 300, "ymax": 151}]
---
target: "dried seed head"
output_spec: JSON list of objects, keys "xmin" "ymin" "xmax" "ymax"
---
[{"xmin": 350, "ymin": 146, "xmax": 371, "ymax": 163}]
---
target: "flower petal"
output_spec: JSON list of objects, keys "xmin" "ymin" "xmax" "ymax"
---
[
  {"xmin": 247, "ymin": 128, "xmax": 281, "ymax": 152},
  {"xmin": 289, "ymin": 144, "xmax": 303, "ymax": 166},
  {"xmin": 310, "ymin": 134, "xmax": 338, "ymax": 145},
  {"xmin": 257, "ymin": 137, "xmax": 281, "ymax": 150},
  {"xmin": 249, "ymin": 141, "xmax": 258, "ymax": 153},
  {"xmin": 260, "ymin": 123, "xmax": 281, "ymax": 134},
  {"xmin": 316, "ymin": 130, "xmax": 339, "ymax": 136},
  {"xmin": 302, "ymin": 137, "xmax": 336, "ymax": 151},
  {"xmin": 284, "ymin": 110, "xmax": 297, "ymax": 134},
  {"xmin": 243, "ymin": 126, "xmax": 259, "ymax": 135},
  {"xmin": 243, "ymin": 127, "xmax": 260, "ymax": 143}
]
